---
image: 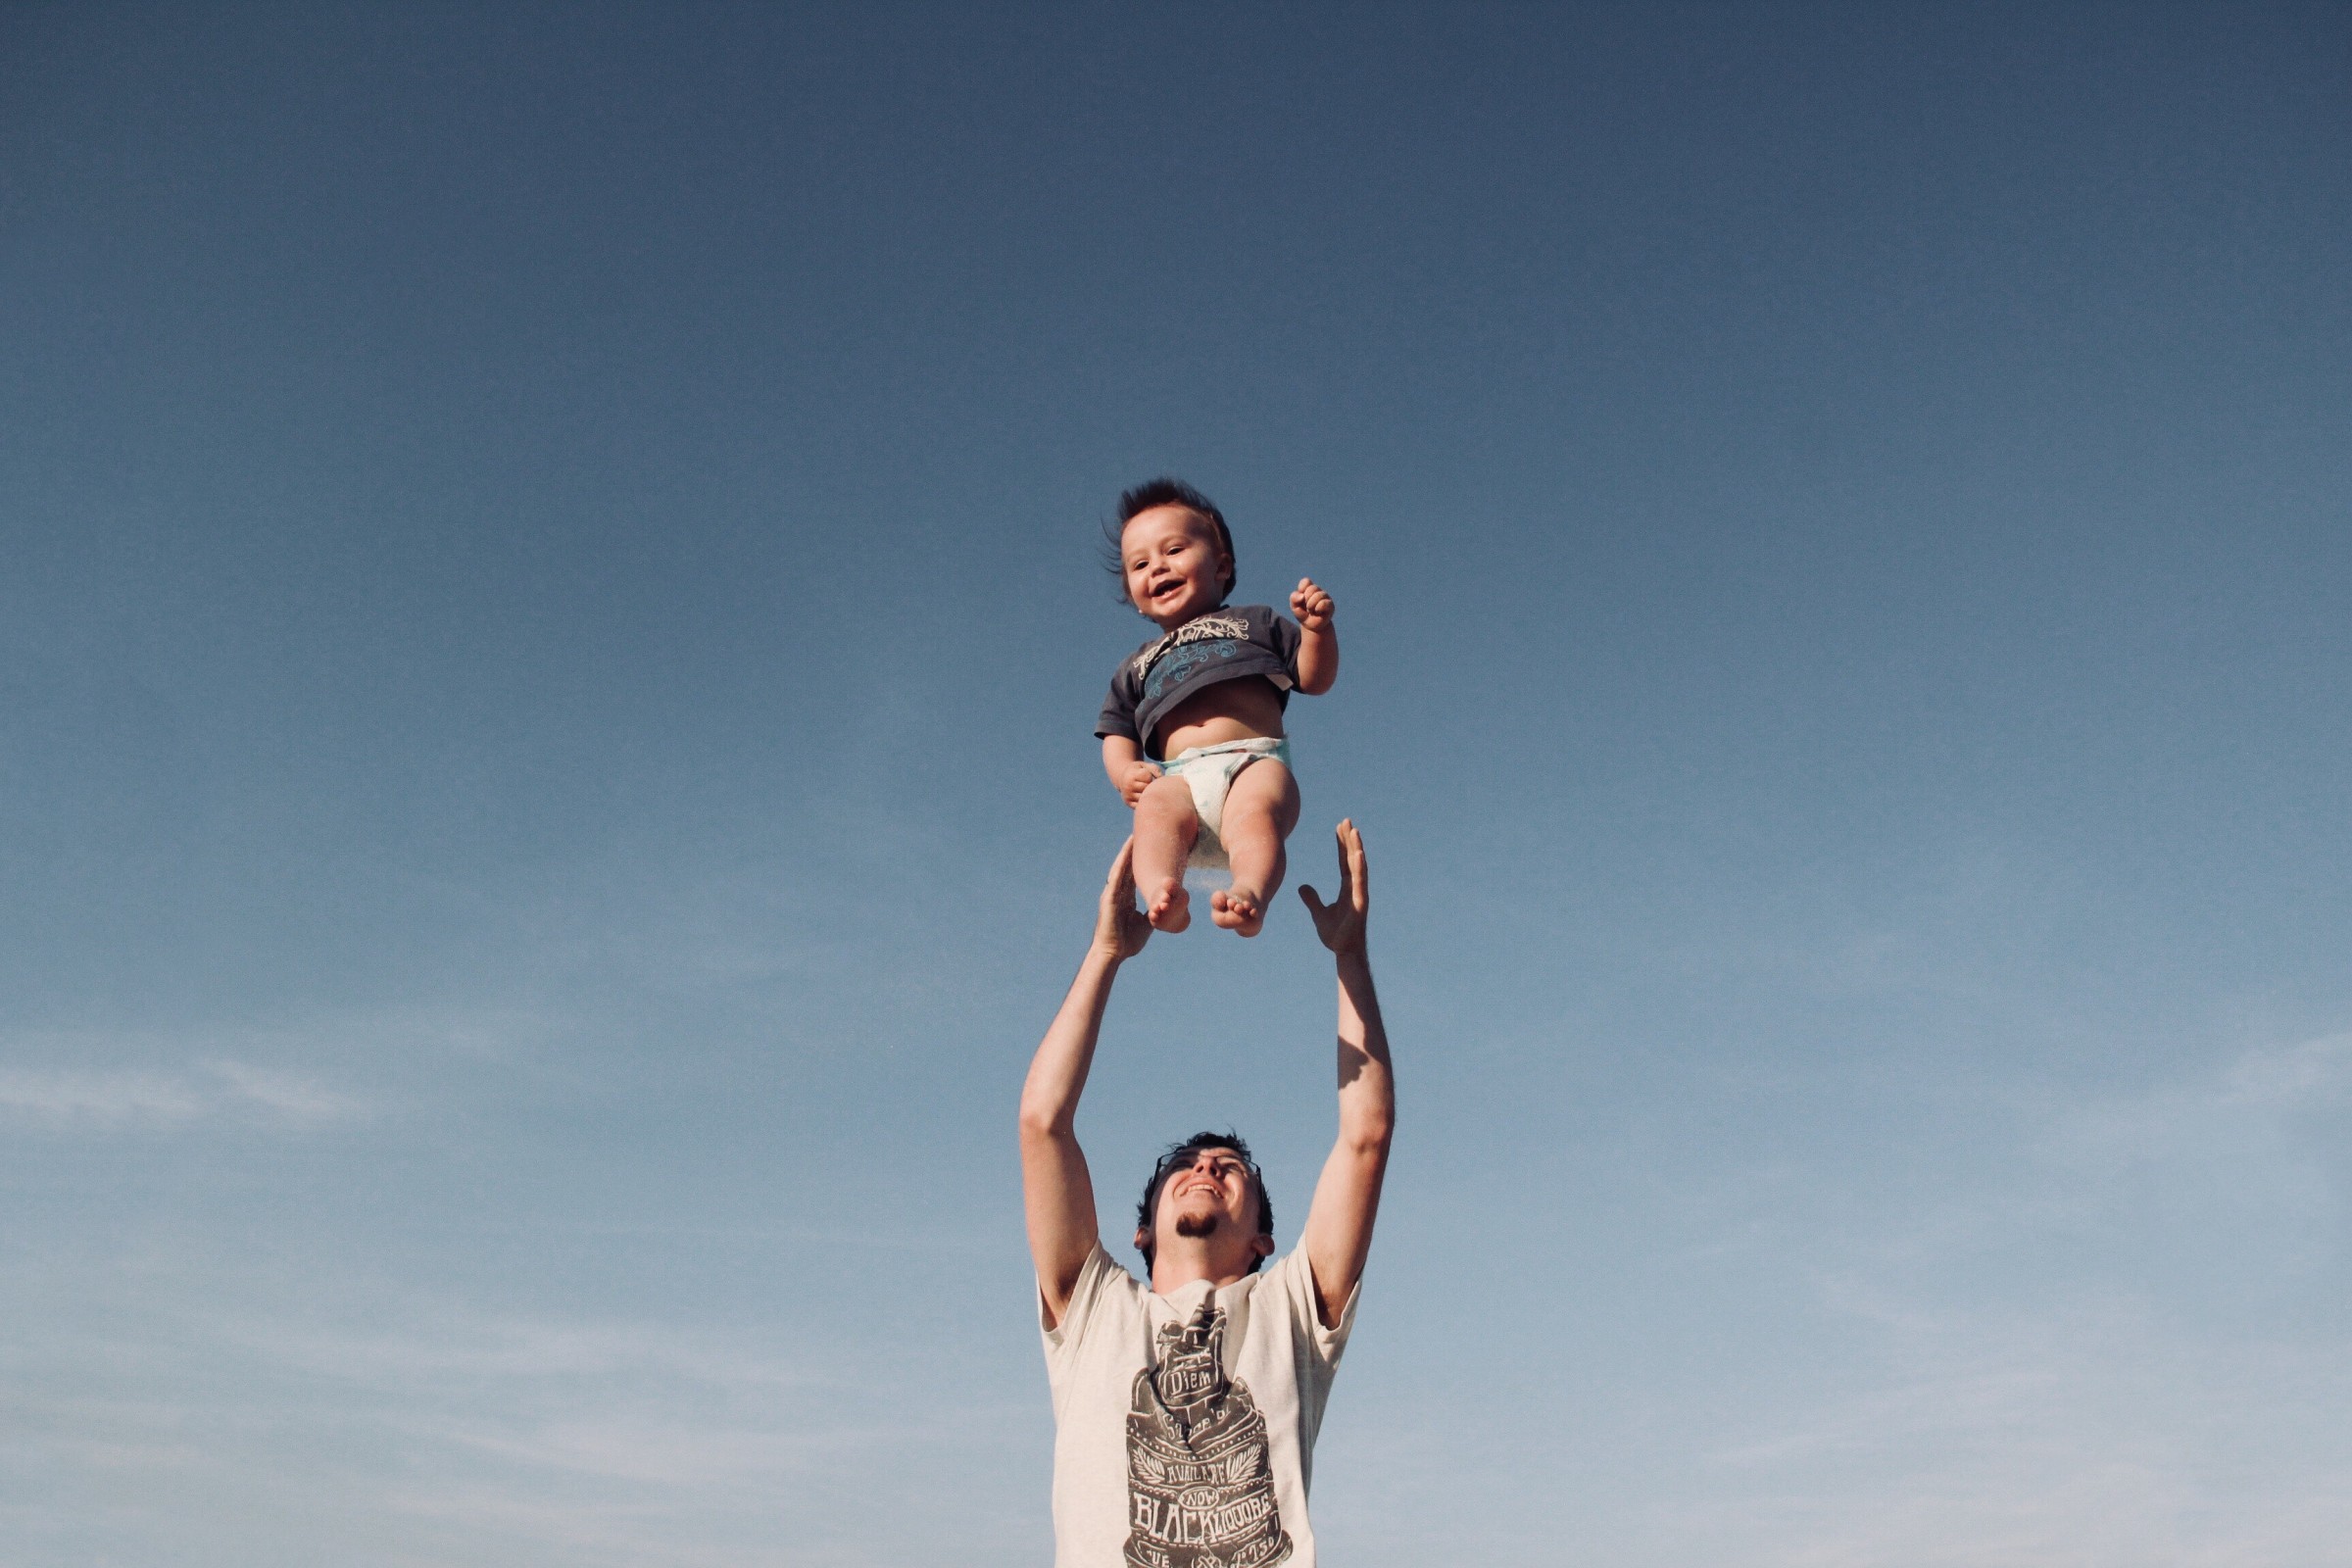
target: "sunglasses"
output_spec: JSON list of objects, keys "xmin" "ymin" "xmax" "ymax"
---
[{"xmin": 1152, "ymin": 1150, "xmax": 1258, "ymax": 1188}]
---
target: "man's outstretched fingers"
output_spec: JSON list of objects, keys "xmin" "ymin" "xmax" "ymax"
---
[
  {"xmin": 1102, "ymin": 838, "xmax": 1138, "ymax": 915},
  {"xmin": 1096, "ymin": 837, "xmax": 1153, "ymax": 957},
  {"xmin": 1297, "ymin": 821, "xmax": 1369, "ymax": 953},
  {"xmin": 1340, "ymin": 818, "xmax": 1367, "ymax": 909}
]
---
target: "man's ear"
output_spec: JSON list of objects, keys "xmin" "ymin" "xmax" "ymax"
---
[
  {"xmin": 1135, "ymin": 1227, "xmax": 1152, "ymax": 1255},
  {"xmin": 1250, "ymin": 1231, "xmax": 1274, "ymax": 1260}
]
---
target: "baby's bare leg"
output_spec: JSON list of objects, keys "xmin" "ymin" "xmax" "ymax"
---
[
  {"xmin": 1133, "ymin": 774, "xmax": 1200, "ymax": 932},
  {"xmin": 1209, "ymin": 760, "xmax": 1299, "ymax": 938}
]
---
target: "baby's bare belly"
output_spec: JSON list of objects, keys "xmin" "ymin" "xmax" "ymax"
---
[{"xmin": 1152, "ymin": 676, "xmax": 1289, "ymax": 759}]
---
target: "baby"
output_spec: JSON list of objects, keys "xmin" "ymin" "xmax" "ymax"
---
[{"xmin": 1096, "ymin": 478, "xmax": 1338, "ymax": 936}]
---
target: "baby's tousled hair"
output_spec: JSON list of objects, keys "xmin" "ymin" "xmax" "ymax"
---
[{"xmin": 1102, "ymin": 476, "xmax": 1237, "ymax": 603}]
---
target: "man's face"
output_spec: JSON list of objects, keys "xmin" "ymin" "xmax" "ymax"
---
[
  {"xmin": 1120, "ymin": 506, "xmax": 1230, "ymax": 630},
  {"xmin": 1141, "ymin": 1147, "xmax": 1269, "ymax": 1267}
]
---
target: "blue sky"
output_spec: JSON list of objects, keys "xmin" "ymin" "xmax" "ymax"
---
[{"xmin": 4, "ymin": 4, "xmax": 2348, "ymax": 1563}]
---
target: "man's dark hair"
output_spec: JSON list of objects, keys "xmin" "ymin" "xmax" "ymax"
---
[
  {"xmin": 1136, "ymin": 1130, "xmax": 1273, "ymax": 1274},
  {"xmin": 1103, "ymin": 477, "xmax": 1237, "ymax": 603}
]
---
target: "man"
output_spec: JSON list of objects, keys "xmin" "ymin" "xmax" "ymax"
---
[{"xmin": 1019, "ymin": 820, "xmax": 1395, "ymax": 1567}]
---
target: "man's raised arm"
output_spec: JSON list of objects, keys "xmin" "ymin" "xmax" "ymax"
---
[
  {"xmin": 1298, "ymin": 820, "xmax": 1396, "ymax": 1329},
  {"xmin": 1020, "ymin": 839, "xmax": 1152, "ymax": 1328}
]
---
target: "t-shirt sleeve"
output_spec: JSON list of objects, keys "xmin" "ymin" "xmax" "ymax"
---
[
  {"xmin": 1041, "ymin": 1243, "xmax": 1120, "ymax": 1360},
  {"xmin": 1269, "ymin": 1246, "xmax": 1357, "ymax": 1370},
  {"xmin": 1040, "ymin": 1244, "xmax": 1140, "ymax": 1418},
  {"xmin": 1265, "ymin": 612, "xmax": 1305, "ymax": 686},
  {"xmin": 1095, "ymin": 667, "xmax": 1141, "ymax": 742}
]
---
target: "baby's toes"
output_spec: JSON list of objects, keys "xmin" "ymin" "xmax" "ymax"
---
[{"xmin": 1222, "ymin": 890, "xmax": 1263, "ymax": 933}]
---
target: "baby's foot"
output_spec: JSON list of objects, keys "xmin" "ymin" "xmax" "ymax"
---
[
  {"xmin": 1210, "ymin": 886, "xmax": 1266, "ymax": 938},
  {"xmin": 1146, "ymin": 878, "xmax": 1192, "ymax": 932}
]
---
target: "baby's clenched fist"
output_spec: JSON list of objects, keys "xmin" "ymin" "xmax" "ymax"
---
[
  {"xmin": 1119, "ymin": 760, "xmax": 1163, "ymax": 808},
  {"xmin": 1291, "ymin": 577, "xmax": 1336, "ymax": 630}
]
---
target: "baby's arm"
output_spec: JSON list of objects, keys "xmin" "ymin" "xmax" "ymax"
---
[
  {"xmin": 1291, "ymin": 578, "xmax": 1339, "ymax": 695},
  {"xmin": 1102, "ymin": 735, "xmax": 1161, "ymax": 807}
]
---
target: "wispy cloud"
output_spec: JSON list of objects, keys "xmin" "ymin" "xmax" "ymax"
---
[
  {"xmin": 1694, "ymin": 1306, "xmax": 2352, "ymax": 1568},
  {"xmin": 7, "ymin": 1264, "xmax": 1033, "ymax": 1567},
  {"xmin": 429, "ymin": 1418, "xmax": 834, "ymax": 1488},
  {"xmin": 0, "ymin": 1004, "xmax": 564, "ymax": 1129},
  {"xmin": 239, "ymin": 1308, "xmax": 814, "ymax": 1392},
  {"xmin": 2223, "ymin": 1032, "xmax": 2352, "ymax": 1108},
  {"xmin": 2047, "ymin": 1031, "xmax": 2352, "ymax": 1157},
  {"xmin": 2014, "ymin": 1030, "xmax": 2352, "ymax": 1247},
  {"xmin": 1686, "ymin": 1030, "xmax": 2352, "ymax": 1567},
  {"xmin": 0, "ymin": 1061, "xmax": 366, "ymax": 1127}
]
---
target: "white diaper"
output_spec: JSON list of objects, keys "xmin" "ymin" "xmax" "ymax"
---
[{"xmin": 1159, "ymin": 737, "xmax": 1293, "ymax": 871}]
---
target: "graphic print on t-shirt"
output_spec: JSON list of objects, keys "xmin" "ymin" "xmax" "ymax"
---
[
  {"xmin": 1143, "ymin": 638, "xmax": 1246, "ymax": 706},
  {"xmin": 1123, "ymin": 1299, "xmax": 1293, "ymax": 1568},
  {"xmin": 1130, "ymin": 614, "xmax": 1253, "ymax": 684}
]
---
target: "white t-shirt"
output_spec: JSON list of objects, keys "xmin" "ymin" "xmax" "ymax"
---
[{"xmin": 1040, "ymin": 1244, "xmax": 1357, "ymax": 1568}]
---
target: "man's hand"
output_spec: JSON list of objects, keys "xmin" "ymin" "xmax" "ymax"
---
[
  {"xmin": 1297, "ymin": 818, "xmax": 1368, "ymax": 956},
  {"xmin": 1291, "ymin": 577, "xmax": 1336, "ymax": 632},
  {"xmin": 1117, "ymin": 760, "xmax": 1163, "ymax": 808},
  {"xmin": 1095, "ymin": 838, "xmax": 1154, "ymax": 962}
]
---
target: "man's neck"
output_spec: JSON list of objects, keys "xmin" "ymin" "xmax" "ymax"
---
[{"xmin": 1149, "ymin": 1246, "xmax": 1259, "ymax": 1296}]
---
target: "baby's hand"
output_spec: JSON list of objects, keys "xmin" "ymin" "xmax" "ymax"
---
[
  {"xmin": 1118, "ymin": 760, "xmax": 1163, "ymax": 808},
  {"xmin": 1291, "ymin": 577, "xmax": 1335, "ymax": 631}
]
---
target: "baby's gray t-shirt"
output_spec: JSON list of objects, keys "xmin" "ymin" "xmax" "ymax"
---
[{"xmin": 1097, "ymin": 604, "xmax": 1304, "ymax": 760}]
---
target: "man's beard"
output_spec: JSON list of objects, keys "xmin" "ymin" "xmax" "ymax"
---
[{"xmin": 1173, "ymin": 1211, "xmax": 1221, "ymax": 1241}]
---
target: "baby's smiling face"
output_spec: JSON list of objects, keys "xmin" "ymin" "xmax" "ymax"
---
[{"xmin": 1121, "ymin": 505, "xmax": 1233, "ymax": 630}]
